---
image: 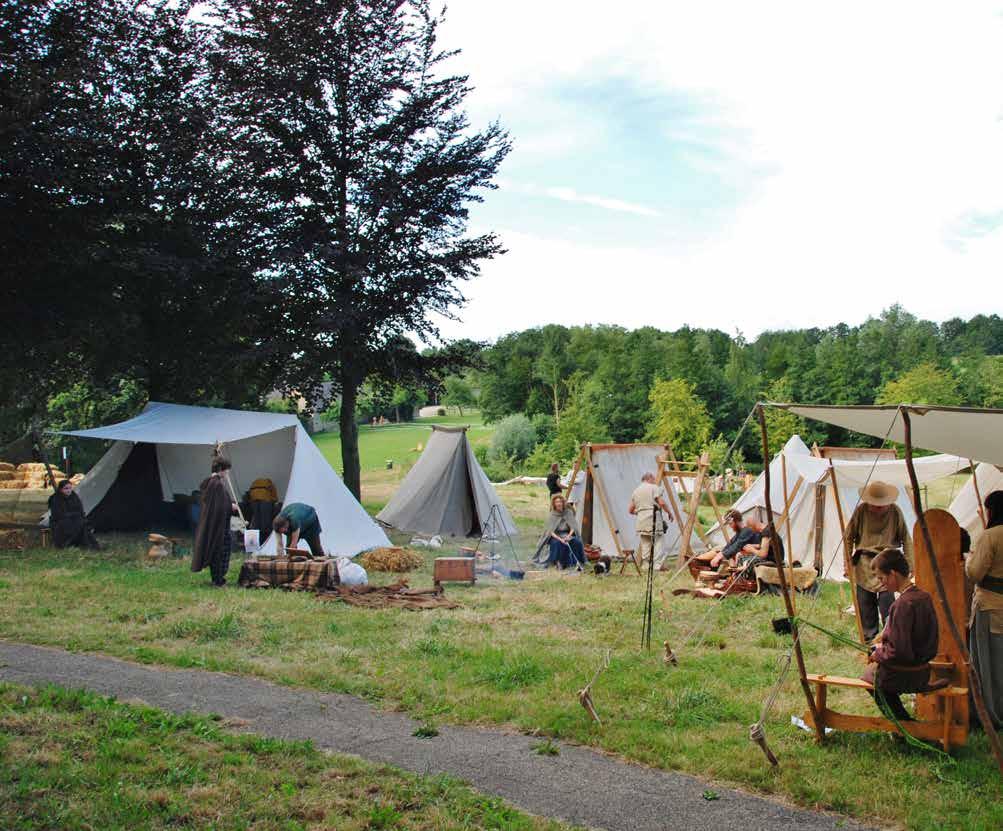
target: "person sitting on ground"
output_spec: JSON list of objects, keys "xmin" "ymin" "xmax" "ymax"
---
[
  {"xmin": 48, "ymin": 479, "xmax": 100, "ymax": 549},
  {"xmin": 273, "ymin": 502, "xmax": 324, "ymax": 558},
  {"xmin": 629, "ymin": 472, "xmax": 673, "ymax": 568},
  {"xmin": 845, "ymin": 481, "xmax": 913, "ymax": 642},
  {"xmin": 535, "ymin": 494, "xmax": 585, "ymax": 569},
  {"xmin": 545, "ymin": 462, "xmax": 562, "ymax": 497},
  {"xmin": 966, "ymin": 489, "xmax": 1003, "ymax": 726},
  {"xmin": 691, "ymin": 509, "xmax": 760, "ymax": 570},
  {"xmin": 862, "ymin": 547, "xmax": 944, "ymax": 722},
  {"xmin": 191, "ymin": 456, "xmax": 240, "ymax": 587}
]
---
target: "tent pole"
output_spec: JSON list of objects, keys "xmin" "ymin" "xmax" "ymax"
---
[
  {"xmin": 901, "ymin": 408, "xmax": 1003, "ymax": 774},
  {"xmin": 564, "ymin": 450, "xmax": 583, "ymax": 506},
  {"xmin": 969, "ymin": 459, "xmax": 988, "ymax": 531},
  {"xmin": 827, "ymin": 463, "xmax": 865, "ymax": 645},
  {"xmin": 756, "ymin": 405, "xmax": 824, "ymax": 743},
  {"xmin": 781, "ymin": 454, "xmax": 795, "ymax": 612}
]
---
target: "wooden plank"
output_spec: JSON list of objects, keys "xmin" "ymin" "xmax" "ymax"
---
[
  {"xmin": 970, "ymin": 460, "xmax": 988, "ymax": 531},
  {"xmin": 677, "ymin": 453, "xmax": 708, "ymax": 565},
  {"xmin": 586, "ymin": 449, "xmax": 638, "ymax": 575},
  {"xmin": 913, "ymin": 509, "xmax": 969, "ymax": 733},
  {"xmin": 804, "ymin": 709, "xmax": 968, "ymax": 746},
  {"xmin": 563, "ymin": 449, "xmax": 582, "ymax": 505}
]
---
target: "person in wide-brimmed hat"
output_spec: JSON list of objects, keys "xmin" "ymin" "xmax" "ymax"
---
[{"xmin": 845, "ymin": 481, "xmax": 913, "ymax": 641}]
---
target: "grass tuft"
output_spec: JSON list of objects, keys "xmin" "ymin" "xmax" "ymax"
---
[{"xmin": 164, "ymin": 612, "xmax": 243, "ymax": 643}]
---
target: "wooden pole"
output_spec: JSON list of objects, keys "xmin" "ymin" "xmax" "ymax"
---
[
  {"xmin": 676, "ymin": 453, "xmax": 708, "ymax": 565},
  {"xmin": 586, "ymin": 451, "xmax": 638, "ymax": 574},
  {"xmin": 901, "ymin": 408, "xmax": 1003, "ymax": 774},
  {"xmin": 706, "ymin": 487, "xmax": 731, "ymax": 543},
  {"xmin": 969, "ymin": 459, "xmax": 988, "ymax": 531},
  {"xmin": 564, "ymin": 449, "xmax": 583, "ymax": 504},
  {"xmin": 827, "ymin": 463, "xmax": 865, "ymax": 645},
  {"xmin": 756, "ymin": 405, "xmax": 824, "ymax": 743},
  {"xmin": 781, "ymin": 454, "xmax": 795, "ymax": 611}
]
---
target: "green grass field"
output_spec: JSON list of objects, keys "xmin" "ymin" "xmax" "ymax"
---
[
  {"xmin": 0, "ymin": 683, "xmax": 574, "ymax": 831},
  {"xmin": 0, "ymin": 544, "xmax": 999, "ymax": 831},
  {"xmin": 314, "ymin": 412, "xmax": 493, "ymax": 475}
]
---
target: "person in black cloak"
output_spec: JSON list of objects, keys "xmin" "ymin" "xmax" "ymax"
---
[
  {"xmin": 191, "ymin": 456, "xmax": 239, "ymax": 587},
  {"xmin": 48, "ymin": 479, "xmax": 100, "ymax": 549}
]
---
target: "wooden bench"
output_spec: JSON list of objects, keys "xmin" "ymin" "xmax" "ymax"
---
[{"xmin": 804, "ymin": 673, "xmax": 969, "ymax": 751}]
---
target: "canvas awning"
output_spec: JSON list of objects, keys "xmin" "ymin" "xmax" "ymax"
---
[{"xmin": 770, "ymin": 403, "xmax": 1003, "ymax": 465}]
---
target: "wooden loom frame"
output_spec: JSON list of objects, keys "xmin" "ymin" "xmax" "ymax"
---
[{"xmin": 563, "ymin": 443, "xmax": 718, "ymax": 575}]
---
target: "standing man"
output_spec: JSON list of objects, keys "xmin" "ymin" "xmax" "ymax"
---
[
  {"xmin": 545, "ymin": 462, "xmax": 562, "ymax": 497},
  {"xmin": 273, "ymin": 502, "xmax": 324, "ymax": 558},
  {"xmin": 845, "ymin": 481, "xmax": 913, "ymax": 641},
  {"xmin": 192, "ymin": 456, "xmax": 240, "ymax": 587},
  {"xmin": 629, "ymin": 472, "xmax": 673, "ymax": 568}
]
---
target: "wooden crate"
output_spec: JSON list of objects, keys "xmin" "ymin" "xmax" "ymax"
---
[{"xmin": 434, "ymin": 557, "xmax": 475, "ymax": 586}]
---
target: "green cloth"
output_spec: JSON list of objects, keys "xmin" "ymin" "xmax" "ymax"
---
[{"xmin": 279, "ymin": 502, "xmax": 320, "ymax": 537}]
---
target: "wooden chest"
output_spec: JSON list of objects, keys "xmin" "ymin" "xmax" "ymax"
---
[{"xmin": 433, "ymin": 556, "xmax": 475, "ymax": 586}]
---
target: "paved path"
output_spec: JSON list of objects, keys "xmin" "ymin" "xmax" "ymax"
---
[{"xmin": 0, "ymin": 642, "xmax": 871, "ymax": 831}]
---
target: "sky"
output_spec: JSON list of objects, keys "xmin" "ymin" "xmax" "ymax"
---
[{"xmin": 430, "ymin": 1, "xmax": 1003, "ymax": 343}]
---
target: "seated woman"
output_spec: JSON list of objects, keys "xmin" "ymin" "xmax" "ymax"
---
[
  {"xmin": 862, "ymin": 548, "xmax": 945, "ymax": 721},
  {"xmin": 48, "ymin": 479, "xmax": 100, "ymax": 549},
  {"xmin": 536, "ymin": 494, "xmax": 585, "ymax": 570}
]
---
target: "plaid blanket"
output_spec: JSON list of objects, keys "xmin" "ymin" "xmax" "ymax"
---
[{"xmin": 238, "ymin": 557, "xmax": 338, "ymax": 591}]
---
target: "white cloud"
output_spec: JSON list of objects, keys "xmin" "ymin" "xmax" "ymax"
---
[
  {"xmin": 435, "ymin": 1, "xmax": 1003, "ymax": 339},
  {"xmin": 498, "ymin": 180, "xmax": 662, "ymax": 217}
]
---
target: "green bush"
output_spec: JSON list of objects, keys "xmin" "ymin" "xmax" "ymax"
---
[{"xmin": 488, "ymin": 414, "xmax": 535, "ymax": 463}]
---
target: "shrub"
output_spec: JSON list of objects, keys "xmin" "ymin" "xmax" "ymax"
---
[
  {"xmin": 488, "ymin": 414, "xmax": 536, "ymax": 463},
  {"xmin": 529, "ymin": 413, "xmax": 556, "ymax": 446}
]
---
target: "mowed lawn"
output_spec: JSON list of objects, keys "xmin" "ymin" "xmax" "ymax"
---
[
  {"xmin": 314, "ymin": 412, "xmax": 493, "ymax": 474},
  {"xmin": 0, "ymin": 543, "xmax": 999, "ymax": 831},
  {"xmin": 0, "ymin": 683, "xmax": 575, "ymax": 831}
]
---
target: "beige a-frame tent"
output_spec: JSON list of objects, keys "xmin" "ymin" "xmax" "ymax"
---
[
  {"xmin": 565, "ymin": 443, "xmax": 704, "ymax": 572},
  {"xmin": 377, "ymin": 426, "xmax": 516, "ymax": 539},
  {"xmin": 707, "ymin": 435, "xmax": 967, "ymax": 581}
]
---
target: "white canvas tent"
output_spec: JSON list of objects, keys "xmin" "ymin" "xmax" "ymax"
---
[
  {"xmin": 708, "ymin": 435, "xmax": 967, "ymax": 580},
  {"xmin": 52, "ymin": 401, "xmax": 389, "ymax": 557},
  {"xmin": 377, "ymin": 426, "xmax": 517, "ymax": 539},
  {"xmin": 569, "ymin": 444, "xmax": 702, "ymax": 564},
  {"xmin": 949, "ymin": 462, "xmax": 1003, "ymax": 545}
]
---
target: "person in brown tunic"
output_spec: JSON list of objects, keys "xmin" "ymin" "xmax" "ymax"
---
[
  {"xmin": 862, "ymin": 548, "xmax": 942, "ymax": 721},
  {"xmin": 845, "ymin": 481, "xmax": 914, "ymax": 641}
]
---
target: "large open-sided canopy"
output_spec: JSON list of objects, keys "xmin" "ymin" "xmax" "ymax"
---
[
  {"xmin": 377, "ymin": 425, "xmax": 517, "ymax": 539},
  {"xmin": 772, "ymin": 403, "xmax": 1003, "ymax": 465},
  {"xmin": 54, "ymin": 402, "xmax": 389, "ymax": 557},
  {"xmin": 709, "ymin": 435, "xmax": 967, "ymax": 580}
]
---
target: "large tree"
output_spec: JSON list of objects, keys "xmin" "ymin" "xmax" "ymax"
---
[
  {"xmin": 0, "ymin": 1, "xmax": 283, "ymax": 441},
  {"xmin": 206, "ymin": 0, "xmax": 509, "ymax": 498}
]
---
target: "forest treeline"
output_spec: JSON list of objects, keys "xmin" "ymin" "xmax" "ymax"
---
[{"xmin": 451, "ymin": 307, "xmax": 1003, "ymax": 479}]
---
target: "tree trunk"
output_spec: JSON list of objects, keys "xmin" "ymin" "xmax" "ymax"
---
[
  {"xmin": 339, "ymin": 373, "xmax": 361, "ymax": 500},
  {"xmin": 552, "ymin": 381, "xmax": 560, "ymax": 425}
]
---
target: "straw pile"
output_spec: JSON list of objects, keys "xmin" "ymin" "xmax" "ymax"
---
[
  {"xmin": 0, "ymin": 529, "xmax": 28, "ymax": 550},
  {"xmin": 0, "ymin": 462, "xmax": 83, "ymax": 491},
  {"xmin": 358, "ymin": 546, "xmax": 425, "ymax": 573}
]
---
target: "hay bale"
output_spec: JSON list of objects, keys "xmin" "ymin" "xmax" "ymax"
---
[
  {"xmin": 358, "ymin": 546, "xmax": 425, "ymax": 573},
  {"xmin": 0, "ymin": 529, "xmax": 28, "ymax": 550},
  {"xmin": 0, "ymin": 462, "xmax": 14, "ymax": 472},
  {"xmin": 0, "ymin": 481, "xmax": 27, "ymax": 490},
  {"xmin": 17, "ymin": 463, "xmax": 46, "ymax": 473},
  {"xmin": 0, "ymin": 471, "xmax": 16, "ymax": 481}
]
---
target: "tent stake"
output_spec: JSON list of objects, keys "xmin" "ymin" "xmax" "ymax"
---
[
  {"xmin": 757, "ymin": 405, "xmax": 824, "ymax": 743},
  {"xmin": 901, "ymin": 408, "xmax": 1003, "ymax": 774}
]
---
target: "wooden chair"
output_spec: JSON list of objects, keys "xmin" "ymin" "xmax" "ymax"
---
[{"xmin": 802, "ymin": 510, "xmax": 970, "ymax": 752}]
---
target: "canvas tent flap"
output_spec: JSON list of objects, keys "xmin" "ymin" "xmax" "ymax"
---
[
  {"xmin": 58, "ymin": 401, "xmax": 298, "ymax": 445},
  {"xmin": 775, "ymin": 403, "xmax": 1003, "ymax": 466},
  {"xmin": 949, "ymin": 462, "xmax": 1003, "ymax": 544},
  {"xmin": 377, "ymin": 426, "xmax": 516, "ymax": 538},
  {"xmin": 586, "ymin": 444, "xmax": 701, "ymax": 558}
]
